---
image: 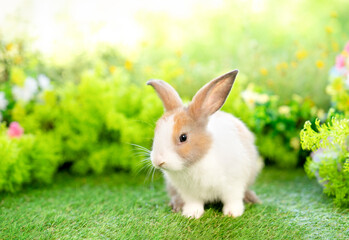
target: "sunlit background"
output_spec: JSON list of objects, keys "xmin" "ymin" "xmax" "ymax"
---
[
  {"xmin": 1, "ymin": 0, "xmax": 224, "ymax": 58},
  {"xmin": 1, "ymin": 0, "xmax": 348, "ymax": 102}
]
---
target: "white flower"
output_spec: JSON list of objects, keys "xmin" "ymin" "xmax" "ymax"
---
[
  {"xmin": 278, "ymin": 105, "xmax": 291, "ymax": 116},
  {"xmin": 12, "ymin": 77, "xmax": 38, "ymax": 103},
  {"xmin": 241, "ymin": 84, "xmax": 270, "ymax": 108},
  {"xmin": 38, "ymin": 74, "xmax": 52, "ymax": 90},
  {"xmin": 329, "ymin": 66, "xmax": 347, "ymax": 81},
  {"xmin": 0, "ymin": 91, "xmax": 9, "ymax": 110},
  {"xmin": 241, "ymin": 89, "xmax": 257, "ymax": 108},
  {"xmin": 256, "ymin": 93, "xmax": 269, "ymax": 104}
]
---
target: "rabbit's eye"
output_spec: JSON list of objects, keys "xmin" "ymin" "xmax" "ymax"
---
[{"xmin": 179, "ymin": 134, "xmax": 187, "ymax": 143}]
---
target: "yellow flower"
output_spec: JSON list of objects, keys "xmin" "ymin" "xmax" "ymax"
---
[
  {"xmin": 260, "ymin": 68, "xmax": 268, "ymax": 76},
  {"xmin": 109, "ymin": 65, "xmax": 117, "ymax": 74},
  {"xmin": 325, "ymin": 26, "xmax": 333, "ymax": 34},
  {"xmin": 124, "ymin": 60, "xmax": 133, "ymax": 71},
  {"xmin": 316, "ymin": 60, "xmax": 324, "ymax": 69},
  {"xmin": 334, "ymin": 81, "xmax": 343, "ymax": 91},
  {"xmin": 330, "ymin": 11, "xmax": 338, "ymax": 18},
  {"xmin": 5, "ymin": 43, "xmax": 14, "ymax": 51},
  {"xmin": 328, "ymin": 80, "xmax": 344, "ymax": 94},
  {"xmin": 296, "ymin": 50, "xmax": 308, "ymax": 60}
]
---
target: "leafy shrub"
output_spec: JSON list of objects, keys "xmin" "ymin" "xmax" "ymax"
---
[
  {"xmin": 223, "ymin": 81, "xmax": 321, "ymax": 168},
  {"xmin": 0, "ymin": 124, "xmax": 60, "ymax": 192},
  {"xmin": 15, "ymin": 67, "xmax": 163, "ymax": 175},
  {"xmin": 300, "ymin": 118, "xmax": 349, "ymax": 207}
]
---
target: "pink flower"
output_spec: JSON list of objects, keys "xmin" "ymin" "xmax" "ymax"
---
[
  {"xmin": 345, "ymin": 41, "xmax": 349, "ymax": 53},
  {"xmin": 7, "ymin": 122, "xmax": 24, "ymax": 138},
  {"xmin": 336, "ymin": 55, "xmax": 346, "ymax": 69}
]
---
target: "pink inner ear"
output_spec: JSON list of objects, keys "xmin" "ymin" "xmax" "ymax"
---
[
  {"xmin": 189, "ymin": 70, "xmax": 237, "ymax": 119},
  {"xmin": 204, "ymin": 80, "xmax": 231, "ymax": 114}
]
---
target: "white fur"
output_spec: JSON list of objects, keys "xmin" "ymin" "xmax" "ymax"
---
[
  {"xmin": 151, "ymin": 111, "xmax": 262, "ymax": 218},
  {"xmin": 151, "ymin": 115, "xmax": 185, "ymax": 171}
]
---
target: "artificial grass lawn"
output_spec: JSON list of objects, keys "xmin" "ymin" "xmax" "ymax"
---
[{"xmin": 0, "ymin": 168, "xmax": 348, "ymax": 239}]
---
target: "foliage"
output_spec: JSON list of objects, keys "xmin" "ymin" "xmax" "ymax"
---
[
  {"xmin": 14, "ymin": 68, "xmax": 163, "ymax": 175},
  {"xmin": 0, "ymin": 123, "xmax": 60, "ymax": 192},
  {"xmin": 242, "ymin": 85, "xmax": 320, "ymax": 167},
  {"xmin": 0, "ymin": 39, "xmax": 52, "ymax": 123},
  {"xmin": 222, "ymin": 80, "xmax": 321, "ymax": 168},
  {"xmin": 300, "ymin": 118, "xmax": 349, "ymax": 207},
  {"xmin": 300, "ymin": 41, "xmax": 349, "ymax": 207}
]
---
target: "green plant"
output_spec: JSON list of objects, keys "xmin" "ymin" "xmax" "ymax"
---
[
  {"xmin": 15, "ymin": 67, "xmax": 163, "ymax": 175},
  {"xmin": 300, "ymin": 118, "xmax": 349, "ymax": 207},
  {"xmin": 224, "ymin": 83, "xmax": 321, "ymax": 168},
  {"xmin": 0, "ymin": 123, "xmax": 60, "ymax": 192}
]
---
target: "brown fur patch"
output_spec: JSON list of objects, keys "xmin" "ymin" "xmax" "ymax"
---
[
  {"xmin": 244, "ymin": 190, "xmax": 261, "ymax": 204},
  {"xmin": 172, "ymin": 109, "xmax": 212, "ymax": 165}
]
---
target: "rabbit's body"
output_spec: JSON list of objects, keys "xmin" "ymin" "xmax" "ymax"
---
[
  {"xmin": 165, "ymin": 111, "xmax": 259, "ymax": 202},
  {"xmin": 147, "ymin": 70, "xmax": 262, "ymax": 218}
]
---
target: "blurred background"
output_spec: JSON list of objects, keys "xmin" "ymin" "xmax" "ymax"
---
[
  {"xmin": 1, "ymin": 0, "xmax": 348, "ymax": 103},
  {"xmin": 0, "ymin": 0, "xmax": 349, "ymax": 206}
]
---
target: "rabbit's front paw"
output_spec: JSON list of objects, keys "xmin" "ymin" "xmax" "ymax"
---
[
  {"xmin": 223, "ymin": 201, "xmax": 244, "ymax": 218},
  {"xmin": 182, "ymin": 203, "xmax": 204, "ymax": 219}
]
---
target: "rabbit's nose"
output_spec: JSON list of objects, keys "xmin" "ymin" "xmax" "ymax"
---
[{"xmin": 153, "ymin": 156, "xmax": 166, "ymax": 168}]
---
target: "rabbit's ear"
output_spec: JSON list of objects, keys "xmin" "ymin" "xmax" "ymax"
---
[
  {"xmin": 147, "ymin": 80, "xmax": 183, "ymax": 112},
  {"xmin": 189, "ymin": 70, "xmax": 238, "ymax": 119}
]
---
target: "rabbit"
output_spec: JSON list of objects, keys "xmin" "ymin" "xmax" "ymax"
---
[{"xmin": 147, "ymin": 70, "xmax": 263, "ymax": 219}]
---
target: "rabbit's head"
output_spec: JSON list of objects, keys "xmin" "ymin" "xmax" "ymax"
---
[{"xmin": 147, "ymin": 70, "xmax": 238, "ymax": 171}]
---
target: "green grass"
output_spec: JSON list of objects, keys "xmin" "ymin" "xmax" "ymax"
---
[{"xmin": 0, "ymin": 168, "xmax": 348, "ymax": 239}]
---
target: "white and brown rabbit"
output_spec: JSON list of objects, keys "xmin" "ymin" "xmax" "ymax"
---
[{"xmin": 147, "ymin": 70, "xmax": 263, "ymax": 219}]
